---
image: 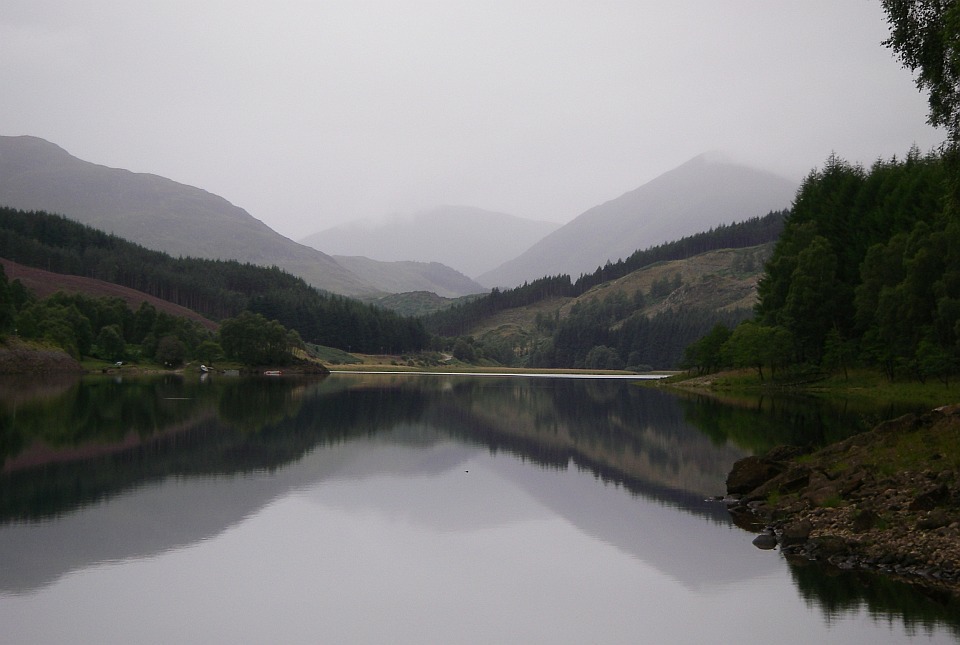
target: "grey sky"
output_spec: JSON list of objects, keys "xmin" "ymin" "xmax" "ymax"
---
[{"xmin": 0, "ymin": 1, "xmax": 945, "ymax": 240}]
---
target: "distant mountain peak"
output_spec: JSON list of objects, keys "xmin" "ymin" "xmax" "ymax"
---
[
  {"xmin": 301, "ymin": 205, "xmax": 560, "ymax": 279},
  {"xmin": 478, "ymin": 155, "xmax": 797, "ymax": 288},
  {"xmin": 694, "ymin": 150, "xmax": 733, "ymax": 165}
]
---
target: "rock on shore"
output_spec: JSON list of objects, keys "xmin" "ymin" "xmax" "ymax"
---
[{"xmin": 725, "ymin": 405, "xmax": 960, "ymax": 595}]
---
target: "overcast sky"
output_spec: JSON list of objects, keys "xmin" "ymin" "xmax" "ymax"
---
[{"xmin": 0, "ymin": 1, "xmax": 946, "ymax": 240}]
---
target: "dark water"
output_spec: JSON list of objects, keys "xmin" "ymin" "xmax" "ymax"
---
[{"xmin": 0, "ymin": 372, "xmax": 956, "ymax": 644}]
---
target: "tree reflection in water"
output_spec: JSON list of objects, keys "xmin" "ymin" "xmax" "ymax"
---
[{"xmin": 0, "ymin": 372, "xmax": 956, "ymax": 639}]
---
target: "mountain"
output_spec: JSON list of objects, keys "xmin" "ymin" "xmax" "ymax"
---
[
  {"xmin": 300, "ymin": 205, "xmax": 560, "ymax": 279},
  {"xmin": 0, "ymin": 135, "xmax": 375, "ymax": 296},
  {"xmin": 478, "ymin": 153, "xmax": 797, "ymax": 288},
  {"xmin": 333, "ymin": 256, "xmax": 486, "ymax": 299}
]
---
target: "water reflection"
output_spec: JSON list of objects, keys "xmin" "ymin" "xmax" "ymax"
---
[
  {"xmin": 674, "ymin": 388, "xmax": 926, "ymax": 452},
  {"xmin": 0, "ymin": 373, "xmax": 957, "ymax": 642},
  {"xmin": 0, "ymin": 373, "xmax": 747, "ymax": 525},
  {"xmin": 788, "ymin": 560, "xmax": 960, "ymax": 638}
]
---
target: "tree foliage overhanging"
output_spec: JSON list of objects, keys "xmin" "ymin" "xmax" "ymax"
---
[
  {"xmin": 881, "ymin": 0, "xmax": 960, "ymax": 146},
  {"xmin": 0, "ymin": 207, "xmax": 428, "ymax": 353}
]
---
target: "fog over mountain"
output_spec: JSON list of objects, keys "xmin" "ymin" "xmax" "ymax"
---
[
  {"xmin": 300, "ymin": 205, "xmax": 559, "ymax": 279},
  {"xmin": 332, "ymin": 256, "xmax": 486, "ymax": 299},
  {"xmin": 0, "ymin": 136, "xmax": 798, "ymax": 300},
  {"xmin": 0, "ymin": 135, "xmax": 375, "ymax": 296},
  {"xmin": 478, "ymin": 154, "xmax": 798, "ymax": 288}
]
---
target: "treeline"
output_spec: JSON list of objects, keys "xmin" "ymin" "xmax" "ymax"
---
[
  {"xmin": 0, "ymin": 265, "xmax": 215, "ymax": 364},
  {"xmin": 528, "ymin": 298, "xmax": 749, "ymax": 370},
  {"xmin": 0, "ymin": 261, "xmax": 316, "ymax": 366},
  {"xmin": 425, "ymin": 210, "xmax": 786, "ymax": 337},
  {"xmin": 572, "ymin": 209, "xmax": 787, "ymax": 293},
  {"xmin": 0, "ymin": 207, "xmax": 428, "ymax": 353},
  {"xmin": 685, "ymin": 149, "xmax": 960, "ymax": 382}
]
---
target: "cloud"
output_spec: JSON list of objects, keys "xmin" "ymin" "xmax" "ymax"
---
[{"xmin": 0, "ymin": 1, "xmax": 944, "ymax": 240}]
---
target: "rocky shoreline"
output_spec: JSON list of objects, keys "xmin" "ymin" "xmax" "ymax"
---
[{"xmin": 724, "ymin": 405, "xmax": 960, "ymax": 596}]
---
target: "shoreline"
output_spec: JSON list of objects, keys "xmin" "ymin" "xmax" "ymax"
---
[{"xmin": 724, "ymin": 406, "xmax": 960, "ymax": 597}]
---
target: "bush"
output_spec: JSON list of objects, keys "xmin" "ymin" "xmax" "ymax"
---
[{"xmin": 584, "ymin": 345, "xmax": 624, "ymax": 370}]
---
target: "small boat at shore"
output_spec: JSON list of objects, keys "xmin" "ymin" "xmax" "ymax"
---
[{"xmin": 264, "ymin": 370, "xmax": 282, "ymax": 376}]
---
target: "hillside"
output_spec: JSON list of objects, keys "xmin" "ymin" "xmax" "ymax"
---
[
  {"xmin": 479, "ymin": 154, "xmax": 796, "ymax": 288},
  {"xmin": 0, "ymin": 135, "xmax": 375, "ymax": 296},
  {"xmin": 466, "ymin": 244, "xmax": 771, "ymax": 340},
  {"xmin": 302, "ymin": 205, "xmax": 560, "ymax": 279},
  {"xmin": 0, "ymin": 207, "xmax": 429, "ymax": 355},
  {"xmin": 333, "ymin": 256, "xmax": 486, "ymax": 299},
  {"xmin": 1, "ymin": 259, "xmax": 217, "ymax": 331}
]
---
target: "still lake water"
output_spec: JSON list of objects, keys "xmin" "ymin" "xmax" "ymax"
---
[{"xmin": 0, "ymin": 372, "xmax": 957, "ymax": 644}]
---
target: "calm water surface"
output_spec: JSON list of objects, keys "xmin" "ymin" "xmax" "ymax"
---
[{"xmin": 0, "ymin": 372, "xmax": 956, "ymax": 644}]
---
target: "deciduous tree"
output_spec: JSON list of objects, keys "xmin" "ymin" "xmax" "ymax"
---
[{"xmin": 881, "ymin": 0, "xmax": 960, "ymax": 144}]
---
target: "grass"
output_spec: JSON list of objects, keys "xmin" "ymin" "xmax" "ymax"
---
[
  {"xmin": 867, "ymin": 414, "xmax": 960, "ymax": 473},
  {"xmin": 664, "ymin": 367, "xmax": 960, "ymax": 409},
  {"xmin": 808, "ymin": 369, "xmax": 959, "ymax": 408},
  {"xmin": 332, "ymin": 358, "xmax": 648, "ymax": 375},
  {"xmin": 820, "ymin": 494, "xmax": 845, "ymax": 508},
  {"xmin": 305, "ymin": 344, "xmax": 362, "ymax": 365}
]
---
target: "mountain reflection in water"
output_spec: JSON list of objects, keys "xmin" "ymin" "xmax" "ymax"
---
[{"xmin": 0, "ymin": 373, "xmax": 956, "ymax": 643}]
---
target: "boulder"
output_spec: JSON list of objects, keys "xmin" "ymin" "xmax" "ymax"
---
[
  {"xmin": 776, "ymin": 466, "xmax": 812, "ymax": 494},
  {"xmin": 909, "ymin": 484, "xmax": 950, "ymax": 511},
  {"xmin": 726, "ymin": 456, "xmax": 783, "ymax": 495},
  {"xmin": 780, "ymin": 520, "xmax": 813, "ymax": 547},
  {"xmin": 917, "ymin": 509, "xmax": 949, "ymax": 530},
  {"xmin": 752, "ymin": 532, "xmax": 778, "ymax": 550},
  {"xmin": 806, "ymin": 536, "xmax": 850, "ymax": 558},
  {"xmin": 762, "ymin": 445, "xmax": 811, "ymax": 462}
]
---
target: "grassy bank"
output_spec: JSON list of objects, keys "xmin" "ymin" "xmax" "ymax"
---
[
  {"xmin": 660, "ymin": 367, "xmax": 960, "ymax": 410},
  {"xmin": 319, "ymin": 349, "xmax": 673, "ymax": 375}
]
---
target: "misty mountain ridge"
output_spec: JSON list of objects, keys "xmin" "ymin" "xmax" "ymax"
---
[
  {"xmin": 0, "ymin": 135, "xmax": 795, "ymax": 303},
  {"xmin": 478, "ymin": 153, "xmax": 797, "ymax": 288},
  {"xmin": 332, "ymin": 256, "xmax": 486, "ymax": 299},
  {"xmin": 300, "ymin": 205, "xmax": 560, "ymax": 279},
  {"xmin": 0, "ymin": 135, "xmax": 376, "ymax": 296}
]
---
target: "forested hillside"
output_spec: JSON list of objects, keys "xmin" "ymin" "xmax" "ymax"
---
[
  {"xmin": 753, "ymin": 150, "xmax": 956, "ymax": 380},
  {"xmin": 425, "ymin": 212, "xmax": 785, "ymax": 369},
  {"xmin": 0, "ymin": 207, "xmax": 428, "ymax": 354},
  {"xmin": 681, "ymin": 2, "xmax": 960, "ymax": 382},
  {"xmin": 427, "ymin": 211, "xmax": 784, "ymax": 335},
  {"xmin": 684, "ymin": 149, "xmax": 958, "ymax": 381}
]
